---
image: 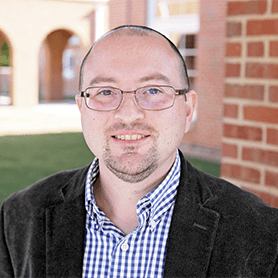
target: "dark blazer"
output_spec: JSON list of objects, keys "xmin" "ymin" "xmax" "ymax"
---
[{"xmin": 1, "ymin": 152, "xmax": 278, "ymax": 277}]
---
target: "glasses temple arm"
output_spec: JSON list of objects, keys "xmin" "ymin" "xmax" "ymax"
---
[{"xmin": 175, "ymin": 89, "xmax": 188, "ymax": 101}]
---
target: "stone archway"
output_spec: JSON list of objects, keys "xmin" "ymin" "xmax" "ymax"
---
[
  {"xmin": 62, "ymin": 35, "xmax": 83, "ymax": 100},
  {"xmin": 39, "ymin": 29, "xmax": 83, "ymax": 102},
  {"xmin": 0, "ymin": 30, "xmax": 12, "ymax": 105}
]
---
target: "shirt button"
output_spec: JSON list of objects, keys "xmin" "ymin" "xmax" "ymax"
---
[
  {"xmin": 150, "ymin": 220, "xmax": 156, "ymax": 229},
  {"xmin": 121, "ymin": 243, "xmax": 129, "ymax": 252}
]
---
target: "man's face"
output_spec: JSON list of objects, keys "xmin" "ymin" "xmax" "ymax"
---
[{"xmin": 76, "ymin": 31, "xmax": 196, "ymax": 183}]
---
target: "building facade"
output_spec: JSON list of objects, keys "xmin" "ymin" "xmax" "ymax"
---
[
  {"xmin": 222, "ymin": 0, "xmax": 278, "ymax": 206},
  {"xmin": 0, "ymin": 0, "xmax": 225, "ymax": 162},
  {"xmin": 0, "ymin": 0, "xmax": 109, "ymax": 107},
  {"xmin": 1, "ymin": 0, "xmax": 277, "ymax": 206}
]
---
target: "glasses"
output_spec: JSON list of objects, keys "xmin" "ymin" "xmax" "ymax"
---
[{"xmin": 80, "ymin": 85, "xmax": 188, "ymax": 111}]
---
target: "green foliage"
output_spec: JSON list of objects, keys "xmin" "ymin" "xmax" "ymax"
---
[
  {"xmin": 1, "ymin": 41, "xmax": 9, "ymax": 57},
  {"xmin": 0, "ymin": 41, "xmax": 10, "ymax": 67},
  {"xmin": 0, "ymin": 132, "xmax": 220, "ymax": 204}
]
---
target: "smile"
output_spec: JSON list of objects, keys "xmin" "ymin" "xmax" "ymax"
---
[{"xmin": 113, "ymin": 134, "xmax": 149, "ymax": 140}]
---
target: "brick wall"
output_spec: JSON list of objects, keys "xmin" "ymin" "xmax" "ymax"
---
[
  {"xmin": 222, "ymin": 0, "xmax": 278, "ymax": 207},
  {"xmin": 109, "ymin": 0, "xmax": 147, "ymax": 29},
  {"xmin": 180, "ymin": 0, "xmax": 227, "ymax": 161}
]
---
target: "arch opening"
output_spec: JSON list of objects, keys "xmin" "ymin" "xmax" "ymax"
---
[
  {"xmin": 39, "ymin": 29, "xmax": 83, "ymax": 103},
  {"xmin": 0, "ymin": 30, "xmax": 12, "ymax": 106}
]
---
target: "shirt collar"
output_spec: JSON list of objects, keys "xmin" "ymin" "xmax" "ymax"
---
[
  {"xmin": 137, "ymin": 149, "xmax": 180, "ymax": 228},
  {"xmin": 85, "ymin": 150, "xmax": 181, "ymax": 230},
  {"xmin": 85, "ymin": 157, "xmax": 98, "ymax": 203}
]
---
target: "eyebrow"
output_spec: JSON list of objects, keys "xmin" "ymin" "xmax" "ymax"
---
[
  {"xmin": 139, "ymin": 73, "xmax": 170, "ymax": 83},
  {"xmin": 89, "ymin": 76, "xmax": 117, "ymax": 86},
  {"xmin": 88, "ymin": 72, "xmax": 171, "ymax": 87}
]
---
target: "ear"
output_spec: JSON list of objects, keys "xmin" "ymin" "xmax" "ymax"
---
[
  {"xmin": 184, "ymin": 90, "xmax": 197, "ymax": 134},
  {"xmin": 75, "ymin": 94, "xmax": 83, "ymax": 112}
]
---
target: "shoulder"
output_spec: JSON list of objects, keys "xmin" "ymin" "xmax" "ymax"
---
[
  {"xmin": 199, "ymin": 167, "xmax": 276, "ymax": 217},
  {"xmin": 179, "ymin": 154, "xmax": 278, "ymax": 227},
  {"xmin": 1, "ymin": 165, "xmax": 90, "ymax": 212},
  {"xmin": 174, "ymin": 152, "xmax": 278, "ymax": 277}
]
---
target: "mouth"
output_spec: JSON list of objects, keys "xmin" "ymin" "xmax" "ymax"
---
[{"xmin": 112, "ymin": 134, "xmax": 150, "ymax": 141}]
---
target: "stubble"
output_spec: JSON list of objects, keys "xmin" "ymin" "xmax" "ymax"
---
[{"xmin": 102, "ymin": 122, "xmax": 159, "ymax": 183}]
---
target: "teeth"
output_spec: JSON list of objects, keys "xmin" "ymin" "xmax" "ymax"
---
[{"xmin": 114, "ymin": 134, "xmax": 147, "ymax": 140}]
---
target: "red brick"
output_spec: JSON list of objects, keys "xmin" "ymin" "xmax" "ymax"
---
[
  {"xmin": 247, "ymin": 19, "xmax": 278, "ymax": 35},
  {"xmin": 109, "ymin": 0, "xmax": 147, "ymax": 28},
  {"xmin": 221, "ymin": 163, "xmax": 260, "ymax": 183},
  {"xmin": 265, "ymin": 171, "xmax": 278, "ymax": 188},
  {"xmin": 227, "ymin": 21, "xmax": 242, "ymax": 37},
  {"xmin": 273, "ymin": 0, "xmax": 278, "ymax": 13},
  {"xmin": 241, "ymin": 186, "xmax": 265, "ymax": 202},
  {"xmin": 258, "ymin": 192, "xmax": 278, "ymax": 208},
  {"xmin": 226, "ymin": 42, "xmax": 241, "ymax": 57},
  {"xmin": 228, "ymin": 0, "xmax": 267, "ymax": 16},
  {"xmin": 271, "ymin": 195, "xmax": 278, "ymax": 208},
  {"xmin": 246, "ymin": 63, "xmax": 278, "ymax": 79},
  {"xmin": 222, "ymin": 143, "xmax": 238, "ymax": 158},
  {"xmin": 267, "ymin": 128, "xmax": 278, "ymax": 145},
  {"xmin": 241, "ymin": 187, "xmax": 278, "ymax": 208},
  {"xmin": 242, "ymin": 147, "xmax": 278, "ymax": 167},
  {"xmin": 269, "ymin": 41, "xmax": 278, "ymax": 56},
  {"xmin": 241, "ymin": 186, "xmax": 261, "ymax": 198},
  {"xmin": 244, "ymin": 106, "xmax": 278, "ymax": 124},
  {"xmin": 223, "ymin": 123, "xmax": 263, "ymax": 141},
  {"xmin": 226, "ymin": 63, "xmax": 241, "ymax": 77},
  {"xmin": 260, "ymin": 191, "xmax": 274, "ymax": 206},
  {"xmin": 224, "ymin": 104, "xmax": 239, "ymax": 118},
  {"xmin": 225, "ymin": 84, "xmax": 264, "ymax": 100},
  {"xmin": 269, "ymin": 86, "xmax": 278, "ymax": 102},
  {"xmin": 247, "ymin": 42, "xmax": 264, "ymax": 57}
]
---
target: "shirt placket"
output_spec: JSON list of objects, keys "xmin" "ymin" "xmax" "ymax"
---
[
  {"xmin": 107, "ymin": 198, "xmax": 151, "ymax": 278},
  {"xmin": 83, "ymin": 151, "xmax": 181, "ymax": 278}
]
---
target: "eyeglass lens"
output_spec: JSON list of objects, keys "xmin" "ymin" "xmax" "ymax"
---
[{"xmin": 84, "ymin": 86, "xmax": 177, "ymax": 111}]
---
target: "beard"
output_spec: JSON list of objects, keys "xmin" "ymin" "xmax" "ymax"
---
[{"xmin": 102, "ymin": 122, "xmax": 159, "ymax": 183}]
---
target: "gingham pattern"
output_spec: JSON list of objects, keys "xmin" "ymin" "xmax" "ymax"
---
[{"xmin": 82, "ymin": 150, "xmax": 181, "ymax": 278}]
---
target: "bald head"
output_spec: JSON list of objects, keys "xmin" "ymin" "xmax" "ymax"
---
[{"xmin": 79, "ymin": 25, "xmax": 190, "ymax": 91}]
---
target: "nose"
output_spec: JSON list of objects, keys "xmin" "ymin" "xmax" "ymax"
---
[{"xmin": 114, "ymin": 92, "xmax": 145, "ymax": 123}]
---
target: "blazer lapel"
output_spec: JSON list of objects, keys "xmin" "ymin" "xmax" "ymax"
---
[
  {"xmin": 45, "ymin": 166, "xmax": 89, "ymax": 278},
  {"xmin": 163, "ymin": 153, "xmax": 220, "ymax": 277},
  {"xmin": 46, "ymin": 194, "xmax": 86, "ymax": 277},
  {"xmin": 163, "ymin": 198, "xmax": 220, "ymax": 277}
]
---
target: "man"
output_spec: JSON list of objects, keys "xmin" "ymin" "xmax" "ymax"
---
[{"xmin": 1, "ymin": 25, "xmax": 278, "ymax": 278}]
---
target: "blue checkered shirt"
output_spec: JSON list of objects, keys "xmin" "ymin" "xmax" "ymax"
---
[{"xmin": 82, "ymin": 150, "xmax": 181, "ymax": 278}]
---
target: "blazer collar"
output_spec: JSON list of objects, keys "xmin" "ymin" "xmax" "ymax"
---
[
  {"xmin": 45, "ymin": 165, "xmax": 89, "ymax": 277},
  {"xmin": 163, "ymin": 151, "xmax": 220, "ymax": 277},
  {"xmin": 44, "ymin": 153, "xmax": 220, "ymax": 277}
]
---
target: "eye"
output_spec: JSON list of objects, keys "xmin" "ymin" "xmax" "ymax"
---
[
  {"xmin": 97, "ymin": 89, "xmax": 115, "ymax": 96},
  {"xmin": 92, "ymin": 87, "xmax": 120, "ymax": 104},
  {"xmin": 144, "ymin": 87, "xmax": 164, "ymax": 95}
]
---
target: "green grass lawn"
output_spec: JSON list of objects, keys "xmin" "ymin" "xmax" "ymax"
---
[{"xmin": 0, "ymin": 132, "xmax": 220, "ymax": 204}]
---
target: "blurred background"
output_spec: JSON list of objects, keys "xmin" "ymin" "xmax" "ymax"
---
[{"xmin": 0, "ymin": 0, "xmax": 278, "ymax": 206}]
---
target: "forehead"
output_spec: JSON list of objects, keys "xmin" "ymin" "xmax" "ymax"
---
[{"xmin": 82, "ymin": 31, "xmax": 182, "ymax": 87}]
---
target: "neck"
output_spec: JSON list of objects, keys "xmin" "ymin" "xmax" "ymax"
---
[{"xmin": 93, "ymin": 160, "xmax": 171, "ymax": 235}]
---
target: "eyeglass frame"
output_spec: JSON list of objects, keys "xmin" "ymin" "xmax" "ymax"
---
[{"xmin": 80, "ymin": 85, "xmax": 189, "ymax": 112}]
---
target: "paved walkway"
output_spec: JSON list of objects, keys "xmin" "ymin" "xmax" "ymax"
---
[
  {"xmin": 0, "ymin": 103, "xmax": 222, "ymax": 162},
  {"xmin": 0, "ymin": 102, "xmax": 82, "ymax": 136}
]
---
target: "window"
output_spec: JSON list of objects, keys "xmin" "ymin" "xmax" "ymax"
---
[
  {"xmin": 178, "ymin": 34, "xmax": 197, "ymax": 90},
  {"xmin": 63, "ymin": 49, "xmax": 75, "ymax": 79}
]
